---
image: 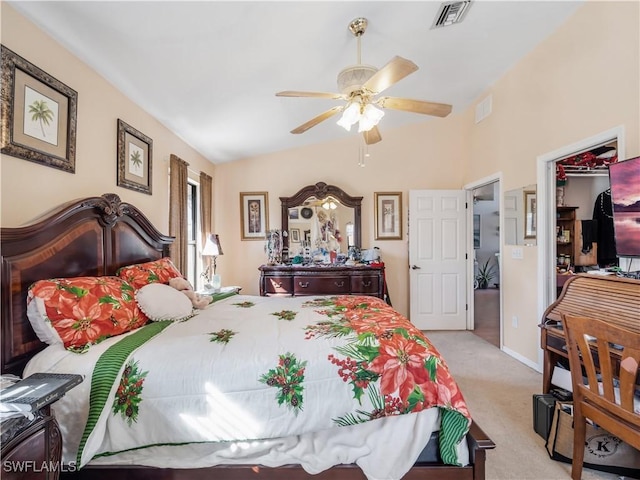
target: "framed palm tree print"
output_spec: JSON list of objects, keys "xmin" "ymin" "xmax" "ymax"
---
[
  {"xmin": 1, "ymin": 45, "xmax": 78, "ymax": 173},
  {"xmin": 117, "ymin": 119, "xmax": 152, "ymax": 195}
]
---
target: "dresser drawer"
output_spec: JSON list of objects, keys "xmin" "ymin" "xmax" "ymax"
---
[
  {"xmin": 293, "ymin": 276, "xmax": 349, "ymax": 295},
  {"xmin": 351, "ymin": 275, "xmax": 380, "ymax": 295},
  {"xmin": 263, "ymin": 275, "xmax": 293, "ymax": 294}
]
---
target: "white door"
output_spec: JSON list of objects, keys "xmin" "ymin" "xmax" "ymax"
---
[{"xmin": 409, "ymin": 190, "xmax": 467, "ymax": 330}]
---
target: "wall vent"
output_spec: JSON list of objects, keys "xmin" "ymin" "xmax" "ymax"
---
[
  {"xmin": 432, "ymin": 1, "xmax": 472, "ymax": 29},
  {"xmin": 475, "ymin": 94, "xmax": 492, "ymax": 124}
]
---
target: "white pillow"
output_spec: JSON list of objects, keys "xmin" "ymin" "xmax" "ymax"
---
[
  {"xmin": 26, "ymin": 292, "xmax": 63, "ymax": 345},
  {"xmin": 135, "ymin": 283, "xmax": 194, "ymax": 322}
]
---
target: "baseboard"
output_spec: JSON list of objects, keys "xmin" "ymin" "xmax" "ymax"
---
[{"xmin": 501, "ymin": 345, "xmax": 541, "ymax": 372}]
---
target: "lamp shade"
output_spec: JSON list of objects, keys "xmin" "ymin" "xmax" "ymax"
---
[
  {"xmin": 357, "ymin": 104, "xmax": 384, "ymax": 132},
  {"xmin": 202, "ymin": 234, "xmax": 223, "ymax": 256},
  {"xmin": 336, "ymin": 103, "xmax": 361, "ymax": 131},
  {"xmin": 337, "ymin": 102, "xmax": 384, "ymax": 133}
]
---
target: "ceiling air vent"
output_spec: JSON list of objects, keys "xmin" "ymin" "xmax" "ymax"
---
[{"xmin": 432, "ymin": 1, "xmax": 472, "ymax": 29}]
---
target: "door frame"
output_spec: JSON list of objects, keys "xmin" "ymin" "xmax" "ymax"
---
[
  {"xmin": 535, "ymin": 125, "xmax": 626, "ymax": 369},
  {"xmin": 464, "ymin": 172, "xmax": 503, "ymax": 343}
]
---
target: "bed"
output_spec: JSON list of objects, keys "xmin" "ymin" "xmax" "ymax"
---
[{"xmin": 0, "ymin": 193, "xmax": 494, "ymax": 480}]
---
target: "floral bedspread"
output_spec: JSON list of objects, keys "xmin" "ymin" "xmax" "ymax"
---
[{"xmin": 28, "ymin": 294, "xmax": 471, "ymax": 479}]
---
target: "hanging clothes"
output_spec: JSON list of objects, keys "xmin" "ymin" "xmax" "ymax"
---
[{"xmin": 592, "ymin": 189, "xmax": 617, "ymax": 266}]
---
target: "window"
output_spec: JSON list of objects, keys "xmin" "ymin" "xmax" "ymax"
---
[{"xmin": 186, "ymin": 180, "xmax": 200, "ymax": 288}]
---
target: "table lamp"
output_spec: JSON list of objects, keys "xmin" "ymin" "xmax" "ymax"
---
[{"xmin": 202, "ymin": 233, "xmax": 223, "ymax": 291}]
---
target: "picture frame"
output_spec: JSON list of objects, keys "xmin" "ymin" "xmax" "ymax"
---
[
  {"xmin": 473, "ymin": 214, "xmax": 481, "ymax": 249},
  {"xmin": 240, "ymin": 192, "xmax": 269, "ymax": 240},
  {"xmin": 524, "ymin": 190, "xmax": 537, "ymax": 239},
  {"xmin": 374, "ymin": 192, "xmax": 402, "ymax": 240},
  {"xmin": 288, "ymin": 208, "xmax": 299, "ymax": 221},
  {"xmin": 1, "ymin": 45, "xmax": 78, "ymax": 173},
  {"xmin": 290, "ymin": 228, "xmax": 300, "ymax": 243},
  {"xmin": 117, "ymin": 119, "xmax": 153, "ymax": 195}
]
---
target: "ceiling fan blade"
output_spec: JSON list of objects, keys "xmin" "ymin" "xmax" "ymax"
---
[
  {"xmin": 363, "ymin": 126, "xmax": 382, "ymax": 145},
  {"xmin": 290, "ymin": 106, "xmax": 344, "ymax": 134},
  {"xmin": 377, "ymin": 96, "xmax": 452, "ymax": 117},
  {"xmin": 276, "ymin": 90, "xmax": 346, "ymax": 100},
  {"xmin": 362, "ymin": 56, "xmax": 418, "ymax": 95}
]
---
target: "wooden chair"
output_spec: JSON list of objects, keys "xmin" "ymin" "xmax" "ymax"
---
[{"xmin": 562, "ymin": 314, "xmax": 640, "ymax": 480}]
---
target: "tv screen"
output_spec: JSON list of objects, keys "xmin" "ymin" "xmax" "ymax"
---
[{"xmin": 609, "ymin": 156, "xmax": 640, "ymax": 257}]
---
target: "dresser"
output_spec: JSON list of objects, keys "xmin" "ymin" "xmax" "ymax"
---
[{"xmin": 259, "ymin": 264, "xmax": 385, "ymax": 300}]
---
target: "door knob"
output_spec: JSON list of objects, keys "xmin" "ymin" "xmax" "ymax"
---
[{"xmin": 411, "ymin": 265, "xmax": 421, "ymax": 270}]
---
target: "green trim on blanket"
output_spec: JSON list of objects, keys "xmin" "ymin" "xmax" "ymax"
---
[
  {"xmin": 76, "ymin": 321, "xmax": 172, "ymax": 465},
  {"xmin": 209, "ymin": 291, "xmax": 238, "ymax": 304},
  {"xmin": 439, "ymin": 408, "xmax": 470, "ymax": 466}
]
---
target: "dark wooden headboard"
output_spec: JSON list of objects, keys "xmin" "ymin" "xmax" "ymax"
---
[{"xmin": 1, "ymin": 193, "xmax": 174, "ymax": 375}]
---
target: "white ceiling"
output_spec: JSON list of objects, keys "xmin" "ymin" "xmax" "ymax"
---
[{"xmin": 10, "ymin": 1, "xmax": 583, "ymax": 164}]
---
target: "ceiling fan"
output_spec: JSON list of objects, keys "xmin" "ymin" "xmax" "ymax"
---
[{"xmin": 276, "ymin": 17, "xmax": 453, "ymax": 145}]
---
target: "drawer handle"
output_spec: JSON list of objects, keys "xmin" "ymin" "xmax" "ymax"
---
[
  {"xmin": 334, "ymin": 281, "xmax": 345, "ymax": 288},
  {"xmin": 298, "ymin": 281, "xmax": 309, "ymax": 288},
  {"xmin": 362, "ymin": 281, "xmax": 372, "ymax": 287}
]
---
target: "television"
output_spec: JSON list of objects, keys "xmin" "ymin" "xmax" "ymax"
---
[{"xmin": 608, "ymin": 156, "xmax": 640, "ymax": 258}]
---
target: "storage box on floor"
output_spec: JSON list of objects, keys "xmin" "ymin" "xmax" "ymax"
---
[
  {"xmin": 545, "ymin": 401, "xmax": 640, "ymax": 478},
  {"xmin": 532, "ymin": 393, "xmax": 556, "ymax": 440}
]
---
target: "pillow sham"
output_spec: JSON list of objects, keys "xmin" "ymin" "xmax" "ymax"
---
[
  {"xmin": 135, "ymin": 283, "xmax": 194, "ymax": 322},
  {"xmin": 116, "ymin": 257, "xmax": 182, "ymax": 289},
  {"xmin": 27, "ymin": 276, "xmax": 148, "ymax": 351}
]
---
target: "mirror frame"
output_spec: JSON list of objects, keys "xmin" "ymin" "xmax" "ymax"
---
[{"xmin": 280, "ymin": 182, "xmax": 362, "ymax": 250}]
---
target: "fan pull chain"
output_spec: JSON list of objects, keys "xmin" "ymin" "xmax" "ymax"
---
[{"xmin": 358, "ymin": 144, "xmax": 370, "ymax": 167}]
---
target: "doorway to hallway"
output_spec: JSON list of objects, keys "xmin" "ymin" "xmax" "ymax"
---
[{"xmin": 470, "ymin": 179, "xmax": 501, "ymax": 348}]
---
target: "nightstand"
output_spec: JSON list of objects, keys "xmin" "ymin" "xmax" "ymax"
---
[{"xmin": 0, "ymin": 406, "xmax": 62, "ymax": 479}]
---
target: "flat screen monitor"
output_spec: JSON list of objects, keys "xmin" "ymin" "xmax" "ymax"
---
[{"xmin": 608, "ymin": 156, "xmax": 640, "ymax": 257}]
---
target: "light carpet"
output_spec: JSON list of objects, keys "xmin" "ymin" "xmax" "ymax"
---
[{"xmin": 425, "ymin": 331, "xmax": 626, "ymax": 480}]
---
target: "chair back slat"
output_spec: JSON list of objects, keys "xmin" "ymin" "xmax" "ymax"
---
[
  {"xmin": 596, "ymin": 337, "xmax": 616, "ymax": 401},
  {"xmin": 620, "ymin": 354, "xmax": 639, "ymax": 411}
]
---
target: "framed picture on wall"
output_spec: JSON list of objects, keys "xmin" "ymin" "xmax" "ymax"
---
[
  {"xmin": 1, "ymin": 45, "xmax": 78, "ymax": 173},
  {"xmin": 374, "ymin": 192, "xmax": 402, "ymax": 240},
  {"xmin": 524, "ymin": 190, "xmax": 537, "ymax": 239},
  {"xmin": 240, "ymin": 192, "xmax": 269, "ymax": 240},
  {"xmin": 290, "ymin": 228, "xmax": 300, "ymax": 243},
  {"xmin": 117, "ymin": 119, "xmax": 153, "ymax": 195}
]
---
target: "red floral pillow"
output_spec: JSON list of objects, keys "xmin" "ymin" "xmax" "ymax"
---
[
  {"xmin": 116, "ymin": 257, "xmax": 182, "ymax": 289},
  {"xmin": 27, "ymin": 276, "xmax": 149, "ymax": 351}
]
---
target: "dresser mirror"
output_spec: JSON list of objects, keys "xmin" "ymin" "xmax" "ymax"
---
[
  {"xmin": 504, "ymin": 184, "xmax": 537, "ymax": 246},
  {"xmin": 281, "ymin": 182, "xmax": 362, "ymax": 254}
]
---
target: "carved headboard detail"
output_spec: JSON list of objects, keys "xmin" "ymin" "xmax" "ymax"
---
[{"xmin": 1, "ymin": 193, "xmax": 174, "ymax": 375}]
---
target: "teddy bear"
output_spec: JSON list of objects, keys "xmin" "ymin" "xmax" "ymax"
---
[{"xmin": 168, "ymin": 277, "xmax": 211, "ymax": 309}]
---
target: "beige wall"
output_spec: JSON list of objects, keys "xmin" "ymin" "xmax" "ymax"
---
[
  {"xmin": 463, "ymin": 0, "xmax": 640, "ymax": 364},
  {"xmin": 0, "ymin": 4, "xmax": 215, "ymax": 231},
  {"xmin": 214, "ymin": 115, "xmax": 469, "ymax": 318},
  {"xmin": 2, "ymin": 2, "xmax": 638, "ymax": 367}
]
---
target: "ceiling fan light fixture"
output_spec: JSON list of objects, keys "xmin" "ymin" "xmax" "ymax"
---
[
  {"xmin": 336, "ymin": 102, "xmax": 361, "ymax": 131},
  {"xmin": 357, "ymin": 104, "xmax": 384, "ymax": 132},
  {"xmin": 322, "ymin": 199, "xmax": 338, "ymax": 210}
]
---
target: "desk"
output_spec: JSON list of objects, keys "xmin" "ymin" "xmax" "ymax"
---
[{"xmin": 539, "ymin": 274, "xmax": 640, "ymax": 393}]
